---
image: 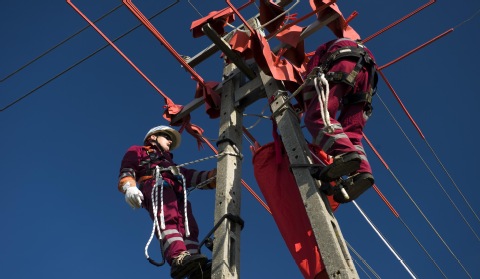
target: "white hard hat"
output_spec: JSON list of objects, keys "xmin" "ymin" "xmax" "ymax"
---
[{"xmin": 144, "ymin": 125, "xmax": 182, "ymax": 150}]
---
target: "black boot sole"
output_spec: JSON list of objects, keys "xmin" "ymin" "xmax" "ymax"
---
[
  {"xmin": 171, "ymin": 256, "xmax": 208, "ymax": 279},
  {"xmin": 317, "ymin": 152, "xmax": 361, "ymax": 181},
  {"xmin": 334, "ymin": 173, "xmax": 374, "ymax": 203},
  {"xmin": 188, "ymin": 260, "xmax": 212, "ymax": 279}
]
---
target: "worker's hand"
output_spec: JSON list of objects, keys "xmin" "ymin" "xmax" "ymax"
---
[
  {"xmin": 123, "ymin": 182, "xmax": 144, "ymax": 209},
  {"xmin": 205, "ymin": 168, "xmax": 217, "ymax": 189}
]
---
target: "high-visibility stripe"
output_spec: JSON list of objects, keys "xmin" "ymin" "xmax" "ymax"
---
[
  {"xmin": 161, "ymin": 229, "xmax": 180, "ymax": 238},
  {"xmin": 354, "ymin": 145, "xmax": 365, "ymax": 154},
  {"xmin": 314, "ymin": 124, "xmax": 347, "ymax": 153},
  {"xmin": 323, "ymin": 133, "xmax": 349, "ymax": 152},
  {"xmin": 163, "ymin": 236, "xmax": 184, "ymax": 250},
  {"xmin": 359, "ymin": 154, "xmax": 368, "ymax": 162},
  {"xmin": 313, "ymin": 123, "xmax": 343, "ymax": 145},
  {"xmin": 354, "ymin": 145, "xmax": 369, "ymax": 162}
]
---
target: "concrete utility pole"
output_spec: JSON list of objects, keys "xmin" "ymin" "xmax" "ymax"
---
[
  {"xmin": 210, "ymin": 63, "xmax": 245, "ymax": 279},
  {"xmin": 259, "ymin": 67, "xmax": 359, "ymax": 278}
]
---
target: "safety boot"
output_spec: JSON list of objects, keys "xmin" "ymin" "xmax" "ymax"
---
[
  {"xmin": 188, "ymin": 259, "xmax": 212, "ymax": 279},
  {"xmin": 311, "ymin": 152, "xmax": 361, "ymax": 182},
  {"xmin": 334, "ymin": 173, "xmax": 374, "ymax": 203},
  {"xmin": 170, "ymin": 251, "xmax": 207, "ymax": 279}
]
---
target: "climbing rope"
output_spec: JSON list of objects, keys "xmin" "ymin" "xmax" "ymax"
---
[
  {"xmin": 145, "ymin": 167, "xmax": 164, "ymax": 262},
  {"xmin": 181, "ymin": 171, "xmax": 190, "ymax": 237},
  {"xmin": 145, "ymin": 166, "xmax": 190, "ymax": 263},
  {"xmin": 313, "ymin": 73, "xmax": 334, "ymax": 134},
  {"xmin": 144, "ymin": 146, "xmax": 244, "ymax": 262}
]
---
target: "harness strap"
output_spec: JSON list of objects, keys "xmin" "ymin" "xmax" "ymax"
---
[
  {"xmin": 325, "ymin": 71, "xmax": 352, "ymax": 86},
  {"xmin": 321, "ymin": 47, "xmax": 375, "ymax": 88},
  {"xmin": 320, "ymin": 47, "xmax": 374, "ymax": 72},
  {"xmin": 342, "ymin": 91, "xmax": 373, "ymax": 105},
  {"xmin": 308, "ymin": 43, "xmax": 378, "ymax": 116}
]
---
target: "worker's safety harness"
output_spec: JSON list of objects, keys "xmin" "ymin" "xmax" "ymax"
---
[
  {"xmin": 119, "ymin": 149, "xmax": 197, "ymax": 267},
  {"xmin": 128, "ymin": 146, "xmax": 244, "ymax": 267},
  {"xmin": 304, "ymin": 40, "xmax": 378, "ymax": 118}
]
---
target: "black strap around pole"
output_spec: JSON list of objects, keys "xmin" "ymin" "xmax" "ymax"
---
[{"xmin": 198, "ymin": 213, "xmax": 245, "ymax": 253}]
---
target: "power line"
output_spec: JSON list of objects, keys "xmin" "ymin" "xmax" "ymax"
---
[
  {"xmin": 397, "ymin": 216, "xmax": 448, "ymax": 278},
  {"xmin": 353, "ymin": 259, "xmax": 375, "ymax": 279},
  {"xmin": 375, "ymin": 93, "xmax": 473, "ymax": 278},
  {"xmin": 366, "ymin": 177, "xmax": 449, "ymax": 277},
  {"xmin": 0, "ymin": 4, "xmax": 123, "ymax": 83},
  {"xmin": 453, "ymin": 8, "xmax": 480, "ymax": 30},
  {"xmin": 424, "ymin": 140, "xmax": 480, "ymax": 224},
  {"xmin": 347, "ymin": 241, "xmax": 381, "ymax": 279},
  {"xmin": 353, "ymin": 201, "xmax": 418, "ymax": 279},
  {"xmin": 376, "ymin": 88, "xmax": 480, "ymax": 240},
  {"xmin": 0, "ymin": 2, "xmax": 178, "ymax": 112},
  {"xmin": 373, "ymin": 7, "xmax": 480, "ymax": 227},
  {"xmin": 187, "ymin": 0, "xmax": 203, "ymax": 17}
]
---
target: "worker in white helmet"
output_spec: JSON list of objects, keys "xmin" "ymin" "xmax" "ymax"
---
[{"xmin": 117, "ymin": 125, "xmax": 216, "ymax": 279}]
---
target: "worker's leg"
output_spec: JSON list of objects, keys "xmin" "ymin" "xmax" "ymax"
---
[
  {"xmin": 304, "ymin": 81, "xmax": 361, "ymax": 181},
  {"xmin": 334, "ymin": 77, "xmax": 374, "ymax": 203}
]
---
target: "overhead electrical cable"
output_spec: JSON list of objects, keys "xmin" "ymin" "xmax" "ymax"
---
[
  {"xmin": 364, "ymin": 137, "xmax": 449, "ymax": 279},
  {"xmin": 424, "ymin": 140, "xmax": 480, "ymax": 223},
  {"xmin": 352, "ymin": 259, "xmax": 374, "ymax": 279},
  {"xmin": 353, "ymin": 201, "xmax": 418, "ymax": 279},
  {"xmin": 452, "ymin": 8, "xmax": 480, "ymax": 30},
  {"xmin": 346, "ymin": 241, "xmax": 381, "ymax": 279},
  {"xmin": 0, "ymin": 4, "xmax": 123, "ymax": 83},
  {"xmin": 0, "ymin": 1, "xmax": 179, "ymax": 112},
  {"xmin": 374, "ymin": 9, "xmax": 480, "ymax": 226},
  {"xmin": 187, "ymin": 0, "xmax": 203, "ymax": 17},
  {"xmin": 376, "ymin": 74, "xmax": 480, "ymax": 241},
  {"xmin": 363, "ymin": 0, "xmax": 436, "ymax": 43},
  {"xmin": 367, "ymin": 93, "xmax": 473, "ymax": 278}
]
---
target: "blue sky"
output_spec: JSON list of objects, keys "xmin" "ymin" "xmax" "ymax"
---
[{"xmin": 1, "ymin": 1, "xmax": 479, "ymax": 278}]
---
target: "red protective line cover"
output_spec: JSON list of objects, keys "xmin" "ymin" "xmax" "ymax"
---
[{"xmin": 253, "ymin": 142, "xmax": 339, "ymax": 279}]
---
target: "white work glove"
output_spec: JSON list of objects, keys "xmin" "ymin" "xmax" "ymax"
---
[{"xmin": 123, "ymin": 182, "xmax": 144, "ymax": 209}]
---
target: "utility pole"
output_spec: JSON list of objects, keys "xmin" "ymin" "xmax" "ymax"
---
[
  {"xmin": 211, "ymin": 63, "xmax": 245, "ymax": 279},
  {"xmin": 259, "ymin": 67, "xmax": 359, "ymax": 278}
]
